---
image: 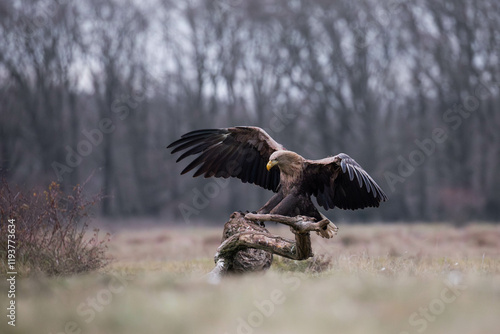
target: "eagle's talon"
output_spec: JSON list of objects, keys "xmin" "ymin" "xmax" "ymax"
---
[{"xmin": 169, "ymin": 126, "xmax": 386, "ymax": 240}]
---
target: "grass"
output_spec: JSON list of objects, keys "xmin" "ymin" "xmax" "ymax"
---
[
  {"xmin": 1, "ymin": 221, "xmax": 499, "ymax": 334},
  {"xmin": 0, "ymin": 180, "xmax": 109, "ymax": 276}
]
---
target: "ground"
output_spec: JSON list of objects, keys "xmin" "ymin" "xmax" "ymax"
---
[{"xmin": 1, "ymin": 221, "xmax": 500, "ymax": 334}]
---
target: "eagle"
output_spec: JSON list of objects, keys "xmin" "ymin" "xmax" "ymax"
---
[{"xmin": 167, "ymin": 126, "xmax": 387, "ymax": 235}]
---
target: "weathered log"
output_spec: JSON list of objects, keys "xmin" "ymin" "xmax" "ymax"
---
[
  {"xmin": 207, "ymin": 211, "xmax": 338, "ymax": 283},
  {"xmin": 220, "ymin": 212, "xmax": 274, "ymax": 274},
  {"xmin": 207, "ymin": 211, "xmax": 273, "ymax": 283}
]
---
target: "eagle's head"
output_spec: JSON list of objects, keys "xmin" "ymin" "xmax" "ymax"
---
[{"xmin": 267, "ymin": 150, "xmax": 303, "ymax": 175}]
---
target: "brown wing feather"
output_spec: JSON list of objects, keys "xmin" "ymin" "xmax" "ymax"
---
[
  {"xmin": 304, "ymin": 153, "xmax": 387, "ymax": 210},
  {"xmin": 167, "ymin": 126, "xmax": 283, "ymax": 191}
]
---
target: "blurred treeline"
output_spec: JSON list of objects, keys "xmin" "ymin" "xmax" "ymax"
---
[{"xmin": 0, "ymin": 0, "xmax": 499, "ymax": 223}]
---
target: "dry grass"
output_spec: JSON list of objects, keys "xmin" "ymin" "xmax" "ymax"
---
[
  {"xmin": 1, "ymin": 221, "xmax": 499, "ymax": 334},
  {"xmin": 105, "ymin": 222, "xmax": 500, "ymax": 278},
  {"xmin": 0, "ymin": 180, "xmax": 109, "ymax": 276}
]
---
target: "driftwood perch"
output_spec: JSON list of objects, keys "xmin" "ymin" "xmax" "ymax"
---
[{"xmin": 207, "ymin": 211, "xmax": 338, "ymax": 283}]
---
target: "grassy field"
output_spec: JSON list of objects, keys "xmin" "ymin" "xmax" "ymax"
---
[{"xmin": 1, "ymin": 221, "xmax": 500, "ymax": 334}]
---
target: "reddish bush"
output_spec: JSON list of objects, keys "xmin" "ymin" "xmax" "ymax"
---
[{"xmin": 0, "ymin": 180, "xmax": 109, "ymax": 276}]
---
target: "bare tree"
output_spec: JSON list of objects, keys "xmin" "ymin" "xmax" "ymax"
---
[{"xmin": 1, "ymin": 0, "xmax": 499, "ymax": 221}]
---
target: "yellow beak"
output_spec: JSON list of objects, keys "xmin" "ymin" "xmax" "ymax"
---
[{"xmin": 266, "ymin": 160, "xmax": 278, "ymax": 171}]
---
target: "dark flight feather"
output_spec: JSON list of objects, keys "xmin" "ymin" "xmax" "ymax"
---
[
  {"xmin": 168, "ymin": 126, "xmax": 283, "ymax": 191},
  {"xmin": 168, "ymin": 127, "xmax": 387, "ymax": 213},
  {"xmin": 303, "ymin": 153, "xmax": 387, "ymax": 210}
]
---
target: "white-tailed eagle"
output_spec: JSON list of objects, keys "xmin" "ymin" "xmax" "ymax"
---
[{"xmin": 168, "ymin": 126, "xmax": 387, "ymax": 223}]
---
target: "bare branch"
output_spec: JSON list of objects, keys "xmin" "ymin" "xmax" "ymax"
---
[{"xmin": 245, "ymin": 212, "xmax": 338, "ymax": 238}]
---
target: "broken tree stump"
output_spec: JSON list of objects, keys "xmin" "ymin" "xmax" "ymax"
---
[{"xmin": 207, "ymin": 211, "xmax": 338, "ymax": 283}]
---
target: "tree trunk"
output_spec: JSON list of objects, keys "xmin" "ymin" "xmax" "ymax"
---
[{"xmin": 207, "ymin": 211, "xmax": 336, "ymax": 283}]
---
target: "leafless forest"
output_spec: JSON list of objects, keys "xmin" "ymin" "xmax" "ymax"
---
[{"xmin": 1, "ymin": 0, "xmax": 499, "ymax": 223}]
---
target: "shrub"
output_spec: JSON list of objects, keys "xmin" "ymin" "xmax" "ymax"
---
[{"xmin": 0, "ymin": 179, "xmax": 109, "ymax": 276}]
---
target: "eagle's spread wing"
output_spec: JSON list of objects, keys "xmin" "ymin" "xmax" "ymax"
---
[
  {"xmin": 167, "ymin": 126, "xmax": 283, "ymax": 191},
  {"xmin": 304, "ymin": 153, "xmax": 387, "ymax": 210}
]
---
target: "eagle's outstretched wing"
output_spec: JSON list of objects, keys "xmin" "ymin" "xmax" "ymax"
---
[
  {"xmin": 304, "ymin": 153, "xmax": 387, "ymax": 210},
  {"xmin": 167, "ymin": 126, "xmax": 283, "ymax": 191}
]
